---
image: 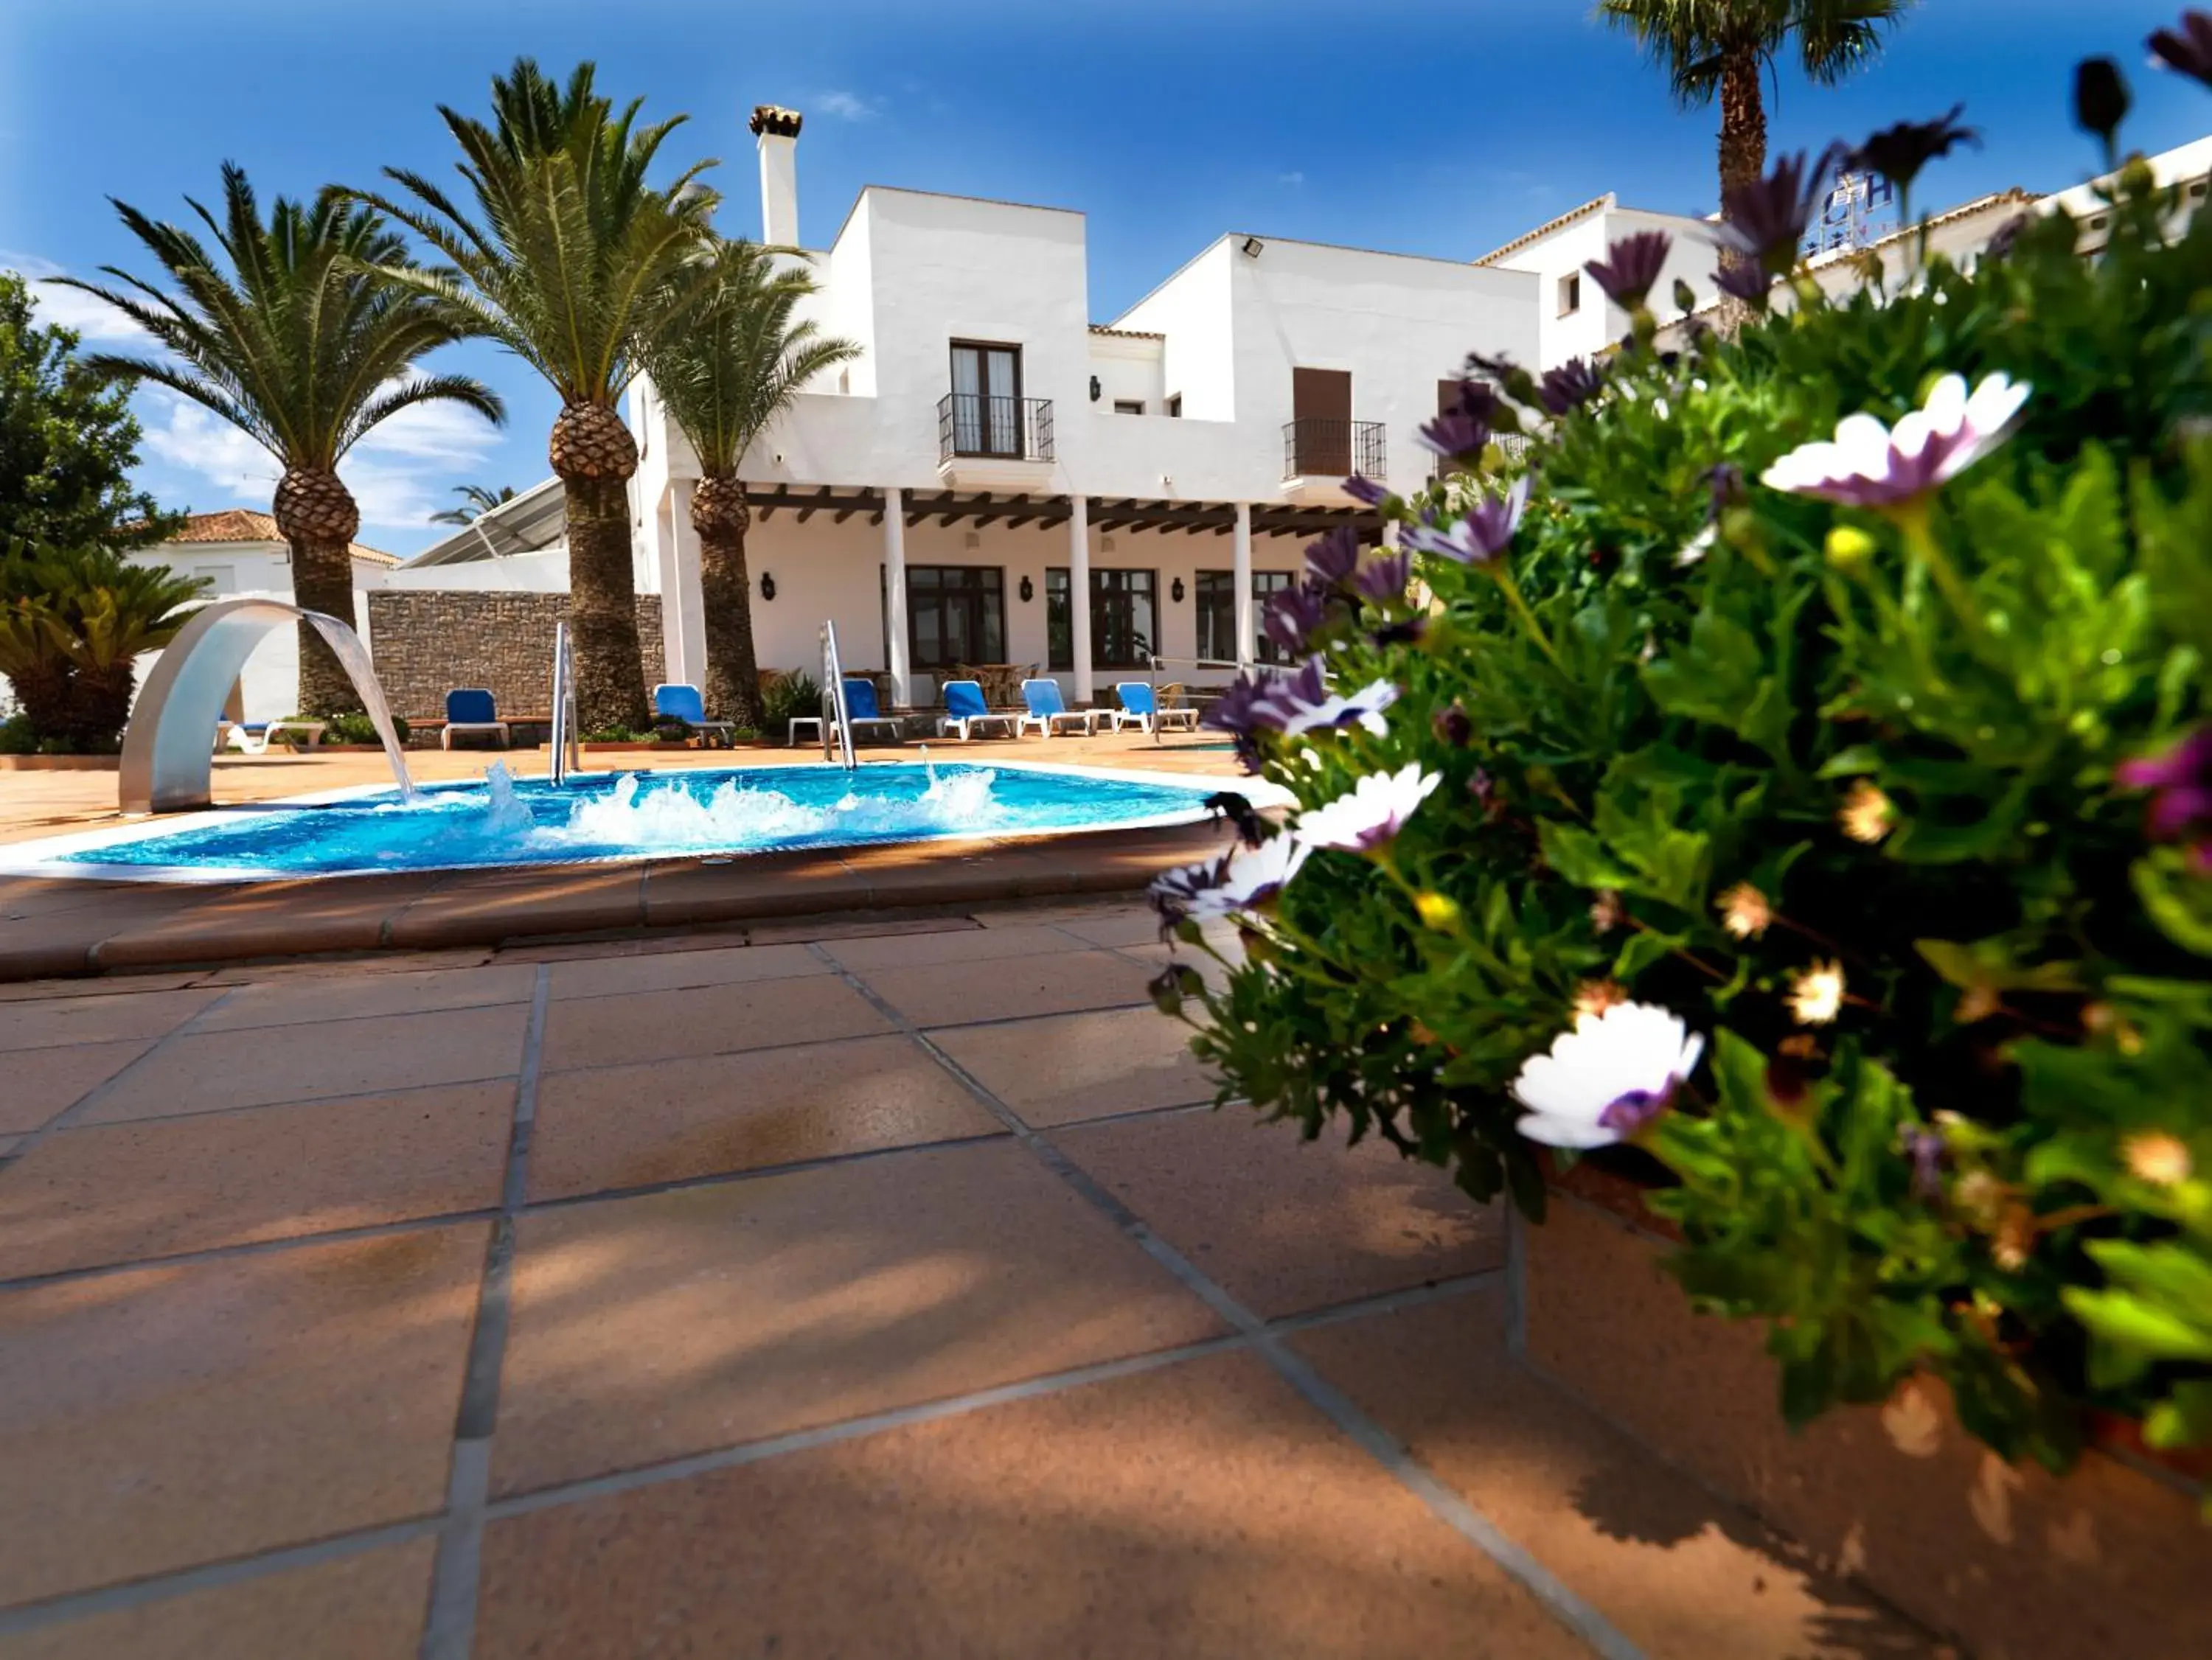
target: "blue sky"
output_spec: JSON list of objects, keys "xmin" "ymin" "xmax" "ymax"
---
[{"xmin": 4, "ymin": 0, "xmax": 2208, "ymax": 555}]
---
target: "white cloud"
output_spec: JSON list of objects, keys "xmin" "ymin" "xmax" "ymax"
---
[
  {"xmin": 814, "ymin": 89, "xmax": 880, "ymax": 122},
  {"xmin": 1278, "ymin": 171, "xmax": 1307, "ymax": 187},
  {"xmin": 136, "ymin": 378, "xmax": 504, "ymax": 535},
  {"xmin": 0, "ymin": 250, "xmax": 156, "ymax": 346}
]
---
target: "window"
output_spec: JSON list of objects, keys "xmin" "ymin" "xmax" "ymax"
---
[
  {"xmin": 905, "ymin": 565, "xmax": 1004, "ymax": 671},
  {"xmin": 947, "ymin": 341, "xmax": 1023, "ymax": 456},
  {"xmin": 1194, "ymin": 569, "xmax": 1295, "ymax": 664},
  {"xmin": 1165, "ymin": 394, "xmax": 1183, "ymax": 417},
  {"xmin": 1558, "ymin": 272, "xmax": 1581, "ymax": 316},
  {"xmin": 1113, "ymin": 400, "xmax": 1144, "ymax": 415},
  {"xmin": 1046, "ymin": 568, "xmax": 1158, "ymax": 671}
]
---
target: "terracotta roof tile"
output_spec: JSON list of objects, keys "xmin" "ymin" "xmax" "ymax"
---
[
  {"xmin": 1473, "ymin": 194, "xmax": 1617, "ymax": 268},
  {"xmin": 157, "ymin": 509, "xmax": 400, "ymax": 565}
]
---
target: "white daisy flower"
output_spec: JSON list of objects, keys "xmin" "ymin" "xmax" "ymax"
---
[
  {"xmin": 1510, "ymin": 1002, "xmax": 1705, "ymax": 1149},
  {"xmin": 1297, "ymin": 763, "xmax": 1441, "ymax": 852},
  {"xmin": 1761, "ymin": 372, "xmax": 2030, "ymax": 510}
]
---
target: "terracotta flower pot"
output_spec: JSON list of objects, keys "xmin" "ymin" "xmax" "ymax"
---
[{"xmin": 1515, "ymin": 1162, "xmax": 2212, "ymax": 1658}]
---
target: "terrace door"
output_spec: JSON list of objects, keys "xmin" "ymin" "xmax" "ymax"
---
[
  {"xmin": 950, "ymin": 343, "xmax": 1022, "ymax": 457},
  {"xmin": 1291, "ymin": 366, "xmax": 1352, "ymax": 476}
]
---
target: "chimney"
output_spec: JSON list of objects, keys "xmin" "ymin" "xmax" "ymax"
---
[{"xmin": 750, "ymin": 104, "xmax": 802, "ymax": 247}]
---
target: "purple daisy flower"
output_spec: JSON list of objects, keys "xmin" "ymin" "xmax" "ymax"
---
[
  {"xmin": 1714, "ymin": 260, "xmax": 1775, "ymax": 307},
  {"xmin": 1583, "ymin": 231, "xmax": 1672, "ymax": 310},
  {"xmin": 1304, "ymin": 524, "xmax": 1363, "ymax": 587},
  {"xmin": 1761, "ymin": 374, "xmax": 2030, "ymax": 510},
  {"xmin": 1714, "ymin": 147, "xmax": 1843, "ymax": 277},
  {"xmin": 2117, "ymin": 723, "xmax": 2212, "ymax": 868},
  {"xmin": 1537, "ymin": 358, "xmax": 1605, "ymax": 417},
  {"xmin": 1351, "ymin": 550, "xmax": 1410, "ymax": 605},
  {"xmin": 1261, "ymin": 582, "xmax": 1329, "ymax": 656},
  {"xmin": 1402, "ymin": 474, "xmax": 1529, "ymax": 566},
  {"xmin": 1342, "ymin": 474, "xmax": 1391, "ymax": 506},
  {"xmin": 1847, "ymin": 105, "xmax": 1980, "ymax": 200},
  {"xmin": 2150, "ymin": 10, "xmax": 2212, "ymax": 88}
]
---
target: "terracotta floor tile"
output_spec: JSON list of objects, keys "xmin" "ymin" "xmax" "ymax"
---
[
  {"xmin": 1049, "ymin": 907, "xmax": 1165, "ymax": 948},
  {"xmin": 863, "ymin": 949, "xmax": 1152, "ymax": 1028},
  {"xmin": 0, "ymin": 987, "xmax": 221, "ymax": 1054},
  {"xmin": 0, "ymin": 1082, "xmax": 512, "ymax": 1278},
  {"xmin": 492, "ymin": 1141, "xmax": 1221, "ymax": 1493},
  {"xmin": 0, "ymin": 1538, "xmax": 435, "ymax": 1660},
  {"xmin": 1290, "ymin": 1290, "xmax": 1939, "ymax": 1659},
  {"xmin": 90, "ymin": 876, "xmax": 442, "ymax": 969},
  {"xmin": 538, "ymin": 973, "xmax": 889, "ymax": 1073},
  {"xmin": 931, "ymin": 1005, "xmax": 1212, "ymax": 1126},
  {"xmin": 545, "ymin": 941, "xmax": 827, "ymax": 1001},
  {"xmin": 820, "ymin": 922, "xmax": 1084, "ymax": 972},
  {"xmin": 0, "ymin": 1039, "xmax": 154, "ymax": 1134},
  {"xmin": 0, "ymin": 1223, "xmax": 485, "ymax": 1607},
  {"xmin": 473, "ymin": 1351, "xmax": 1591, "ymax": 1660},
  {"xmin": 78, "ymin": 1002, "xmax": 528, "ymax": 1123},
  {"xmin": 1055, "ymin": 1110, "xmax": 1503, "ymax": 1319},
  {"xmin": 192, "ymin": 963, "xmax": 538, "ymax": 1031},
  {"xmin": 0, "ymin": 972, "xmax": 207, "ymax": 1003},
  {"xmin": 527, "ymin": 1033, "xmax": 1001, "ymax": 1199},
  {"xmin": 385, "ymin": 866, "xmax": 646, "ymax": 949}
]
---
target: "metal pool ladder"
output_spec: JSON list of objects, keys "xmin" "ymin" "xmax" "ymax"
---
[
  {"xmin": 819, "ymin": 620, "xmax": 857, "ymax": 770},
  {"xmin": 547, "ymin": 621, "xmax": 582, "ymax": 787}
]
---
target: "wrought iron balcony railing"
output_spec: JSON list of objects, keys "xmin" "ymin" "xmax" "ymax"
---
[
  {"xmin": 1282, "ymin": 418, "xmax": 1385, "ymax": 482},
  {"xmin": 1428, "ymin": 430, "xmax": 1531, "ymax": 481},
  {"xmin": 938, "ymin": 393, "xmax": 1054, "ymax": 463}
]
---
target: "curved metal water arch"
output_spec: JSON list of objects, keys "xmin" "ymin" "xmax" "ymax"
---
[{"xmin": 119, "ymin": 598, "xmax": 417, "ymax": 813}]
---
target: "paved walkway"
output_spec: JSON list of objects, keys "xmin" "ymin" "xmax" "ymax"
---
[{"xmin": 0, "ymin": 899, "xmax": 1935, "ymax": 1659}]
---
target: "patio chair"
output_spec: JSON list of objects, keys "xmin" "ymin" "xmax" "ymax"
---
[
  {"xmin": 1016, "ymin": 677, "xmax": 1099, "ymax": 738},
  {"xmin": 653, "ymin": 682, "xmax": 736, "ymax": 748},
  {"xmin": 789, "ymin": 677, "xmax": 902, "ymax": 747},
  {"xmin": 440, "ymin": 688, "xmax": 511, "ymax": 750},
  {"xmin": 1110, "ymin": 682, "xmax": 1199, "ymax": 734},
  {"xmin": 218, "ymin": 718, "xmax": 327, "ymax": 754},
  {"xmin": 936, "ymin": 678, "xmax": 1019, "ymax": 741}
]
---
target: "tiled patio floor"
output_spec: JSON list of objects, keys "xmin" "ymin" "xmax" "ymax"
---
[{"xmin": 0, "ymin": 898, "xmax": 1938, "ymax": 1659}]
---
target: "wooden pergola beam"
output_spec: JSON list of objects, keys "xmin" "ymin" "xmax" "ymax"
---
[{"xmin": 794, "ymin": 486, "xmax": 835, "ymax": 523}]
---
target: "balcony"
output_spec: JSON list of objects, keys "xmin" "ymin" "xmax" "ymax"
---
[
  {"xmin": 937, "ymin": 393, "xmax": 1054, "ymax": 487},
  {"xmin": 1281, "ymin": 419, "xmax": 1385, "ymax": 505}
]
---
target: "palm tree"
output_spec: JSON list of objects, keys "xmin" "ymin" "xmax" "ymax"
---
[
  {"xmin": 54, "ymin": 166, "xmax": 503, "ymax": 716},
  {"xmin": 0, "ymin": 543, "xmax": 209, "ymax": 747},
  {"xmin": 1597, "ymin": 1, "xmax": 1916, "ymax": 237},
  {"xmin": 428, "ymin": 483, "xmax": 518, "ymax": 526},
  {"xmin": 637, "ymin": 241, "xmax": 860, "ymax": 728},
  {"xmin": 358, "ymin": 59, "xmax": 720, "ymax": 732}
]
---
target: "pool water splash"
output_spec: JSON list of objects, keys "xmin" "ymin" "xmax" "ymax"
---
[{"xmin": 47, "ymin": 759, "xmax": 1214, "ymax": 879}]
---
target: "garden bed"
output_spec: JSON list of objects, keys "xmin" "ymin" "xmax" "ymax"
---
[{"xmin": 0, "ymin": 753, "xmax": 120, "ymax": 771}]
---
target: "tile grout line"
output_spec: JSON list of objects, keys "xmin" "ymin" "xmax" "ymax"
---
[
  {"xmin": 0, "ymin": 986, "xmax": 248, "ymax": 1176},
  {"xmin": 417, "ymin": 963, "xmax": 549, "ymax": 1660},
  {"xmin": 0, "ymin": 1273, "xmax": 1507, "ymax": 1637},
  {"xmin": 815, "ymin": 941, "xmax": 1648, "ymax": 1660}
]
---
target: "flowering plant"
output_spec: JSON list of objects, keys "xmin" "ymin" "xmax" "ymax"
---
[{"xmin": 1155, "ymin": 34, "xmax": 2212, "ymax": 1489}]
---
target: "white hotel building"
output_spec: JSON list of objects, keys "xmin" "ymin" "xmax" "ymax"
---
[{"xmin": 383, "ymin": 105, "xmax": 2211, "ymax": 716}]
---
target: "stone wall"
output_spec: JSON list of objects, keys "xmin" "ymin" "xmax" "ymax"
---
[{"xmin": 366, "ymin": 592, "xmax": 664, "ymax": 723}]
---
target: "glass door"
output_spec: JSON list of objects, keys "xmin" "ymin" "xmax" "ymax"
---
[{"xmin": 950, "ymin": 343, "xmax": 1022, "ymax": 457}]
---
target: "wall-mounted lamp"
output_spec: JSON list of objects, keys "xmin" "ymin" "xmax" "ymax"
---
[
  {"xmin": 1088, "ymin": 375, "xmax": 1102, "ymax": 402},
  {"xmin": 759, "ymin": 572, "xmax": 777, "ymax": 602},
  {"xmin": 1240, "ymin": 236, "xmax": 1265, "ymax": 258},
  {"xmin": 1019, "ymin": 574, "xmax": 1034, "ymax": 603},
  {"xmin": 1170, "ymin": 576, "xmax": 1186, "ymax": 603}
]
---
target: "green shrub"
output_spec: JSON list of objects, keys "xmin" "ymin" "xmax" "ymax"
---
[
  {"xmin": 316, "ymin": 711, "xmax": 409, "ymax": 746},
  {"xmin": 0, "ymin": 713, "xmax": 33, "ymax": 754},
  {"xmin": 759, "ymin": 669, "xmax": 821, "ymax": 731},
  {"xmin": 1158, "ymin": 52, "xmax": 2212, "ymax": 1485}
]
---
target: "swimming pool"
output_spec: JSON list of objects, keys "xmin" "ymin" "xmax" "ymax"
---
[{"xmin": 7, "ymin": 760, "xmax": 1248, "ymax": 883}]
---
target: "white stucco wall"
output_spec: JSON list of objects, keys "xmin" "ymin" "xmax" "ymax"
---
[{"xmin": 1489, "ymin": 204, "xmax": 1719, "ymax": 369}]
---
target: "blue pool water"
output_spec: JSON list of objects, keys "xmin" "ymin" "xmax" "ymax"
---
[{"xmin": 43, "ymin": 761, "xmax": 1217, "ymax": 879}]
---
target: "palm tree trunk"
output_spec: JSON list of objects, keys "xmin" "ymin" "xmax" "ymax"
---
[
  {"xmin": 1715, "ymin": 46, "xmax": 1769, "ymax": 329},
  {"xmin": 7, "ymin": 655, "xmax": 73, "ymax": 744},
  {"xmin": 65, "ymin": 660, "xmax": 137, "ymax": 750},
  {"xmin": 272, "ymin": 467, "xmax": 365, "ymax": 718},
  {"xmin": 551, "ymin": 403, "xmax": 650, "ymax": 734},
  {"xmin": 692, "ymin": 475, "xmax": 764, "ymax": 730}
]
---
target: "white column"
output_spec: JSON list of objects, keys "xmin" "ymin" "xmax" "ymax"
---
[
  {"xmin": 1068, "ymin": 494, "xmax": 1093, "ymax": 704},
  {"xmin": 883, "ymin": 487, "xmax": 911, "ymax": 708},
  {"xmin": 669, "ymin": 479, "xmax": 707, "ymax": 690},
  {"xmin": 1231, "ymin": 501, "xmax": 1255, "ymax": 667}
]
